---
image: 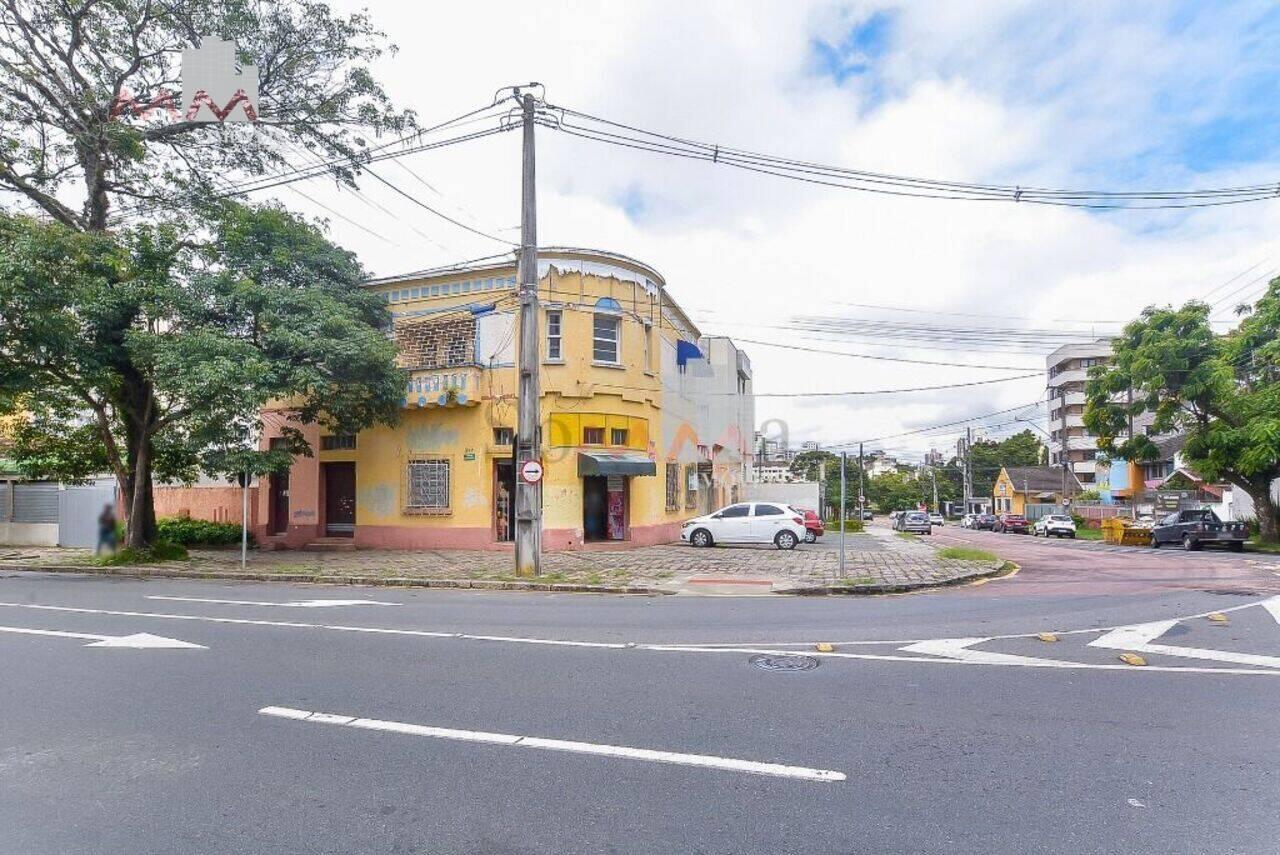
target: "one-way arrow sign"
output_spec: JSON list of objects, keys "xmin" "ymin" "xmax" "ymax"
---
[{"xmin": 0, "ymin": 625, "xmax": 206, "ymax": 649}]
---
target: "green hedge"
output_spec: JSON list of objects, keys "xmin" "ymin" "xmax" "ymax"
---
[
  {"xmin": 155, "ymin": 517, "xmax": 252, "ymax": 547},
  {"xmin": 828, "ymin": 518, "xmax": 865, "ymax": 532}
]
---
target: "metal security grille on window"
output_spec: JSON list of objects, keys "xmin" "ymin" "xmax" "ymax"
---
[
  {"xmin": 406, "ymin": 460, "xmax": 450, "ymax": 512},
  {"xmin": 584, "ymin": 427, "xmax": 604, "ymax": 444},
  {"xmin": 321, "ymin": 435, "xmax": 356, "ymax": 450},
  {"xmin": 665, "ymin": 464, "xmax": 679, "ymax": 511},
  {"xmin": 493, "ymin": 428, "xmax": 514, "ymax": 445},
  {"xmin": 593, "ymin": 315, "xmax": 618, "ymax": 363},
  {"xmin": 547, "ymin": 311, "xmax": 562, "ymax": 360},
  {"xmin": 611, "ymin": 429, "xmax": 628, "ymax": 445}
]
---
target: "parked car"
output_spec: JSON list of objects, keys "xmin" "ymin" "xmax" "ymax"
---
[
  {"xmin": 681, "ymin": 502, "xmax": 807, "ymax": 550},
  {"xmin": 793, "ymin": 508, "xmax": 824, "ymax": 543},
  {"xmin": 861, "ymin": 509, "xmax": 874, "ymax": 521},
  {"xmin": 993, "ymin": 513, "xmax": 1029, "ymax": 534},
  {"xmin": 928, "ymin": 512, "xmax": 945, "ymax": 527},
  {"xmin": 960, "ymin": 513, "xmax": 975, "ymax": 528},
  {"xmin": 1151, "ymin": 508, "xmax": 1246, "ymax": 551},
  {"xmin": 1033, "ymin": 514, "xmax": 1076, "ymax": 538},
  {"xmin": 972, "ymin": 513, "xmax": 997, "ymax": 530},
  {"xmin": 899, "ymin": 511, "xmax": 932, "ymax": 534}
]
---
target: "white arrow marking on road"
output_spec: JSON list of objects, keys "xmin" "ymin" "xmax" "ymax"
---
[
  {"xmin": 1261, "ymin": 596, "xmax": 1280, "ymax": 626},
  {"xmin": 1089, "ymin": 620, "xmax": 1280, "ymax": 669},
  {"xmin": 898, "ymin": 637, "xmax": 1075, "ymax": 667},
  {"xmin": 0, "ymin": 624, "xmax": 206, "ymax": 649},
  {"xmin": 258, "ymin": 706, "xmax": 846, "ymax": 783},
  {"xmin": 146, "ymin": 596, "xmax": 400, "ymax": 608}
]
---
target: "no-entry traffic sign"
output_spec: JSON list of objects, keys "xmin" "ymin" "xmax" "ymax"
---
[{"xmin": 520, "ymin": 459, "xmax": 544, "ymax": 484}]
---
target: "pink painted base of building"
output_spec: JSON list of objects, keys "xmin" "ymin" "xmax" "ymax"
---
[{"xmin": 247, "ymin": 521, "xmax": 682, "ymax": 552}]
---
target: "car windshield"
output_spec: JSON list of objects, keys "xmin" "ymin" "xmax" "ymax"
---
[{"xmin": 1048, "ymin": 516, "xmax": 1071, "ymax": 522}]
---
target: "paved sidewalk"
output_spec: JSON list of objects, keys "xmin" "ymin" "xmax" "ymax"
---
[{"xmin": 0, "ymin": 526, "xmax": 1003, "ymax": 593}]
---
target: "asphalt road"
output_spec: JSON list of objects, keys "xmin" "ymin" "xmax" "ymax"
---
[{"xmin": 3, "ymin": 554, "xmax": 1279, "ymax": 854}]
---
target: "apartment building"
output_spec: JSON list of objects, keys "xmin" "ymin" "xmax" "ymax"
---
[{"xmin": 1045, "ymin": 338, "xmax": 1155, "ymax": 485}]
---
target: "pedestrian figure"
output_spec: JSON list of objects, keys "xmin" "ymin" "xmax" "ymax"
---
[{"xmin": 96, "ymin": 504, "xmax": 117, "ymax": 556}]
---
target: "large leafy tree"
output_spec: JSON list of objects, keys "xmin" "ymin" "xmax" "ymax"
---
[
  {"xmin": 1084, "ymin": 282, "xmax": 1280, "ymax": 543},
  {"xmin": 0, "ymin": 204, "xmax": 403, "ymax": 547},
  {"xmin": 0, "ymin": 0, "xmax": 414, "ymax": 230},
  {"xmin": 0, "ymin": 1, "xmax": 414, "ymax": 547}
]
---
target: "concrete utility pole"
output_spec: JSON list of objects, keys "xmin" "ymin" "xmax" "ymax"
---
[
  {"xmin": 963, "ymin": 427, "xmax": 973, "ymax": 514},
  {"xmin": 514, "ymin": 92, "xmax": 541, "ymax": 577},
  {"xmin": 931, "ymin": 466, "xmax": 938, "ymax": 512},
  {"xmin": 857, "ymin": 442, "xmax": 865, "ymax": 521},
  {"xmin": 839, "ymin": 451, "xmax": 847, "ymax": 574},
  {"xmin": 240, "ymin": 467, "xmax": 249, "ymax": 572}
]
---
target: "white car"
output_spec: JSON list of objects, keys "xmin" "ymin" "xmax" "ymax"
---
[
  {"xmin": 928, "ymin": 512, "xmax": 945, "ymax": 527},
  {"xmin": 960, "ymin": 513, "xmax": 976, "ymax": 528},
  {"xmin": 681, "ymin": 502, "xmax": 807, "ymax": 550},
  {"xmin": 1033, "ymin": 514, "xmax": 1077, "ymax": 538}
]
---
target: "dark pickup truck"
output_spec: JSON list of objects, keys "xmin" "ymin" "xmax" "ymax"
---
[{"xmin": 1151, "ymin": 509, "xmax": 1247, "ymax": 551}]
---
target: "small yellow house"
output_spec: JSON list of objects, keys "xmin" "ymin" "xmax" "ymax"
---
[
  {"xmin": 993, "ymin": 466, "xmax": 1080, "ymax": 515},
  {"xmin": 253, "ymin": 247, "xmax": 755, "ymax": 551}
]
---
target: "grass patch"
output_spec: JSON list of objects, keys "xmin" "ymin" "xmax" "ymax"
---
[
  {"xmin": 895, "ymin": 531, "xmax": 919, "ymax": 540},
  {"xmin": 836, "ymin": 576, "xmax": 877, "ymax": 586},
  {"xmin": 96, "ymin": 540, "xmax": 188, "ymax": 566},
  {"xmin": 1073, "ymin": 527, "xmax": 1104, "ymax": 541},
  {"xmin": 938, "ymin": 546, "xmax": 998, "ymax": 562},
  {"xmin": 1247, "ymin": 536, "xmax": 1280, "ymax": 554}
]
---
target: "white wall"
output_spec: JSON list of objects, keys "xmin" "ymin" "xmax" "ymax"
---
[
  {"xmin": 743, "ymin": 481, "xmax": 820, "ymax": 509},
  {"xmin": 0, "ymin": 522, "xmax": 58, "ymax": 546}
]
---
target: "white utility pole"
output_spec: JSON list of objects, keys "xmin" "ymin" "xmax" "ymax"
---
[
  {"xmin": 839, "ymin": 451, "xmax": 847, "ymax": 574},
  {"xmin": 857, "ymin": 442, "xmax": 865, "ymax": 520},
  {"xmin": 240, "ymin": 467, "xmax": 249, "ymax": 571},
  {"xmin": 514, "ymin": 91, "xmax": 542, "ymax": 576}
]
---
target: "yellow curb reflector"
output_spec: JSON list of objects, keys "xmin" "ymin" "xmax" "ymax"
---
[
  {"xmin": 1036, "ymin": 633, "xmax": 1059, "ymax": 643},
  {"xmin": 1208, "ymin": 613, "xmax": 1228, "ymax": 623},
  {"xmin": 815, "ymin": 642, "xmax": 835, "ymax": 653},
  {"xmin": 1118, "ymin": 652, "xmax": 1147, "ymax": 667}
]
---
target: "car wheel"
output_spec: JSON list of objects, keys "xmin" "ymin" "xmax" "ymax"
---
[
  {"xmin": 775, "ymin": 530, "xmax": 798, "ymax": 550},
  {"xmin": 690, "ymin": 528, "xmax": 713, "ymax": 548},
  {"xmin": 1182, "ymin": 534, "xmax": 1199, "ymax": 551},
  {"xmin": 1150, "ymin": 537, "xmax": 1159, "ymax": 549},
  {"xmin": 1229, "ymin": 541, "xmax": 1244, "ymax": 552},
  {"xmin": 803, "ymin": 529, "xmax": 816, "ymax": 544}
]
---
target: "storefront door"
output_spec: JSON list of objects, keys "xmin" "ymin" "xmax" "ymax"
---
[
  {"xmin": 494, "ymin": 459, "xmax": 515, "ymax": 542},
  {"xmin": 323, "ymin": 462, "xmax": 356, "ymax": 537}
]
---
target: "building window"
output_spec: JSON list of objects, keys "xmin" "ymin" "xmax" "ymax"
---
[
  {"xmin": 611, "ymin": 428, "xmax": 628, "ymax": 446},
  {"xmin": 406, "ymin": 458, "xmax": 450, "ymax": 513},
  {"xmin": 320, "ymin": 434, "xmax": 356, "ymax": 451},
  {"xmin": 583, "ymin": 427, "xmax": 604, "ymax": 444},
  {"xmin": 546, "ymin": 310, "xmax": 562, "ymax": 360},
  {"xmin": 666, "ymin": 464, "xmax": 679, "ymax": 511},
  {"xmin": 593, "ymin": 298, "xmax": 621, "ymax": 363},
  {"xmin": 685, "ymin": 464, "xmax": 697, "ymax": 510},
  {"xmin": 493, "ymin": 427, "xmax": 514, "ymax": 446}
]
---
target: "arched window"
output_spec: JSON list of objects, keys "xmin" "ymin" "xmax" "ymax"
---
[{"xmin": 593, "ymin": 297, "xmax": 621, "ymax": 363}]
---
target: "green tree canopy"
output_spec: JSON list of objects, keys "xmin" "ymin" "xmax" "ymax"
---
[
  {"xmin": 0, "ymin": 203, "xmax": 403, "ymax": 547},
  {"xmin": 1083, "ymin": 281, "xmax": 1280, "ymax": 542},
  {"xmin": 0, "ymin": 0, "xmax": 414, "ymax": 230}
]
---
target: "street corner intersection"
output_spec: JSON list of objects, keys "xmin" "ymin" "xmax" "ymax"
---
[{"xmin": 2, "ymin": 567, "xmax": 1280, "ymax": 854}]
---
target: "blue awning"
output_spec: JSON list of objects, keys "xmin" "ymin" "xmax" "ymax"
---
[{"xmin": 676, "ymin": 339, "xmax": 702, "ymax": 367}]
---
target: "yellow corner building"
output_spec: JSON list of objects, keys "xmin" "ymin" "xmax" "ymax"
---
[{"xmin": 255, "ymin": 248, "xmax": 755, "ymax": 550}]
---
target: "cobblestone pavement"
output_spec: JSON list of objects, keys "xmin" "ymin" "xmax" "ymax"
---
[{"xmin": 0, "ymin": 525, "xmax": 1000, "ymax": 591}]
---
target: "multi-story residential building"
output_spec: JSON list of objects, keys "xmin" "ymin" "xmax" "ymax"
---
[
  {"xmin": 1045, "ymin": 338, "xmax": 1155, "ymax": 486},
  {"xmin": 253, "ymin": 248, "xmax": 754, "ymax": 550},
  {"xmin": 864, "ymin": 451, "xmax": 901, "ymax": 478}
]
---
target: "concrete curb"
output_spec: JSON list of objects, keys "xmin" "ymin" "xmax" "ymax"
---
[
  {"xmin": 0, "ymin": 559, "xmax": 1016, "ymax": 597},
  {"xmin": 783, "ymin": 561, "xmax": 1010, "ymax": 596},
  {"xmin": 0, "ymin": 564, "xmax": 672, "ymax": 596}
]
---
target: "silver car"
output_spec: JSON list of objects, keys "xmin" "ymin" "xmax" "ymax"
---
[{"xmin": 900, "ymin": 511, "xmax": 932, "ymax": 535}]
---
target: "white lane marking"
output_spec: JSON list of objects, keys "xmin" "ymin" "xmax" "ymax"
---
[
  {"xmin": 146, "ymin": 596, "xmax": 400, "ymax": 608},
  {"xmin": 258, "ymin": 705, "xmax": 846, "ymax": 783},
  {"xmin": 0, "ymin": 624, "xmax": 206, "ymax": 649},
  {"xmin": 0, "ymin": 601, "xmax": 1276, "ymax": 674},
  {"xmin": 669, "ymin": 595, "xmax": 1280, "ymax": 648},
  {"xmin": 898, "ymin": 637, "xmax": 1071, "ymax": 667},
  {"xmin": 1089, "ymin": 620, "xmax": 1280, "ymax": 669},
  {"xmin": 0, "ymin": 602, "xmax": 626, "ymax": 649}
]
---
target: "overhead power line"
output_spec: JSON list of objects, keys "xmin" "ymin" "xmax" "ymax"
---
[{"xmin": 536, "ymin": 100, "xmax": 1280, "ymax": 210}]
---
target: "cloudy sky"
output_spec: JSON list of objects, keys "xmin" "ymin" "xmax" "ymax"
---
[{"xmin": 262, "ymin": 0, "xmax": 1280, "ymax": 462}]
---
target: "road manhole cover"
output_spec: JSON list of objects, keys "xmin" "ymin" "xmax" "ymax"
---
[{"xmin": 749, "ymin": 654, "xmax": 819, "ymax": 672}]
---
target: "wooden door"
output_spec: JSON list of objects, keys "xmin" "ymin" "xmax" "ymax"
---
[{"xmin": 324, "ymin": 462, "xmax": 356, "ymax": 537}]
